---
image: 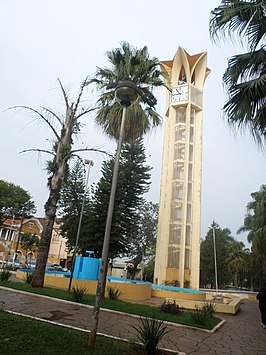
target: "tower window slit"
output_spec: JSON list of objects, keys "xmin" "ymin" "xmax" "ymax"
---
[{"xmin": 168, "ymin": 247, "xmax": 180, "ymax": 268}]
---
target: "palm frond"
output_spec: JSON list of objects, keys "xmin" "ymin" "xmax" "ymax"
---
[
  {"xmin": 210, "ymin": 0, "xmax": 266, "ymax": 51},
  {"xmin": 223, "ymin": 49, "xmax": 266, "ymax": 86},
  {"xmin": 91, "ymin": 42, "xmax": 167, "ymax": 141},
  {"xmin": 223, "ymin": 74, "xmax": 266, "ymax": 141},
  {"xmin": 210, "ymin": 1, "xmax": 266, "ymax": 146}
]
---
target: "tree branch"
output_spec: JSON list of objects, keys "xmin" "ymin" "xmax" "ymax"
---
[
  {"xmin": 7, "ymin": 106, "xmax": 60, "ymax": 140},
  {"xmin": 19, "ymin": 148, "xmax": 55, "ymax": 156},
  {"xmin": 40, "ymin": 107, "xmax": 63, "ymax": 126},
  {"xmin": 73, "ymin": 76, "xmax": 90, "ymax": 117},
  {"xmin": 68, "ymin": 147, "xmax": 113, "ymax": 159},
  {"xmin": 75, "ymin": 106, "xmax": 99, "ymax": 121},
  {"xmin": 57, "ymin": 78, "xmax": 69, "ymax": 110}
]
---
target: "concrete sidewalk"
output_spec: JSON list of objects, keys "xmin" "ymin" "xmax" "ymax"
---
[{"xmin": 0, "ymin": 286, "xmax": 265, "ymax": 354}]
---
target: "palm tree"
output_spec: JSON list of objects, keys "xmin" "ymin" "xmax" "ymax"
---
[
  {"xmin": 238, "ymin": 184, "xmax": 266, "ymax": 284},
  {"xmin": 210, "ymin": 0, "xmax": 266, "ymax": 146},
  {"xmin": 88, "ymin": 42, "xmax": 166, "ymax": 350},
  {"xmin": 11, "ymin": 80, "xmax": 105, "ymax": 288},
  {"xmin": 227, "ymin": 240, "xmax": 247, "ymax": 287},
  {"xmin": 89, "ymin": 41, "xmax": 167, "ymax": 142}
]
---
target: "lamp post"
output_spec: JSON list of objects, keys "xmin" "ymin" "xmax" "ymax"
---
[
  {"xmin": 209, "ymin": 222, "xmax": 218, "ymax": 295},
  {"xmin": 68, "ymin": 159, "xmax": 94, "ymax": 291},
  {"xmin": 88, "ymin": 81, "xmax": 139, "ymax": 348}
]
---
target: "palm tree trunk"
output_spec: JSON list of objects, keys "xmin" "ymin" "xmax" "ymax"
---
[
  {"xmin": 250, "ymin": 274, "xmax": 254, "ymax": 291},
  {"xmin": 31, "ymin": 188, "xmax": 59, "ymax": 287},
  {"xmin": 31, "ymin": 103, "xmax": 75, "ymax": 288}
]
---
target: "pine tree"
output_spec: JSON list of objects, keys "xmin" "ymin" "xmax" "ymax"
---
[
  {"xmin": 84, "ymin": 138, "xmax": 151, "ymax": 258},
  {"xmin": 126, "ymin": 201, "xmax": 159, "ymax": 278},
  {"xmin": 59, "ymin": 160, "xmax": 91, "ymax": 254},
  {"xmin": 59, "ymin": 139, "xmax": 151, "ymax": 260}
]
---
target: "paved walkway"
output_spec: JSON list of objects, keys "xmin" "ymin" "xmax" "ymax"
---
[{"xmin": 0, "ymin": 286, "xmax": 265, "ymax": 354}]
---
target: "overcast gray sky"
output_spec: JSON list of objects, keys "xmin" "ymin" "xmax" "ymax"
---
[{"xmin": 1, "ymin": 1, "xmax": 265, "ymax": 246}]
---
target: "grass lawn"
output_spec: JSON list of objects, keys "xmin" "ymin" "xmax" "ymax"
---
[
  {"xmin": 0, "ymin": 280, "xmax": 221, "ymax": 330},
  {"xmin": 0, "ymin": 310, "xmax": 155, "ymax": 355}
]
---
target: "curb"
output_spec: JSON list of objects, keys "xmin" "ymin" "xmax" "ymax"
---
[
  {"xmin": 0, "ymin": 285, "xmax": 222, "ymax": 333},
  {"xmin": 4, "ymin": 309, "xmax": 185, "ymax": 355}
]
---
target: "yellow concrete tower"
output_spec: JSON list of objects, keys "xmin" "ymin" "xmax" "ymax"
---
[{"xmin": 154, "ymin": 47, "xmax": 210, "ymax": 289}]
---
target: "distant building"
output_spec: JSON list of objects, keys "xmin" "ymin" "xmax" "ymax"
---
[
  {"xmin": 154, "ymin": 47, "xmax": 210, "ymax": 289},
  {"xmin": 37, "ymin": 217, "xmax": 68, "ymax": 266},
  {"xmin": 0, "ymin": 216, "xmax": 68, "ymax": 266}
]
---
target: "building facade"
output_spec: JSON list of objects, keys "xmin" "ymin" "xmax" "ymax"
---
[
  {"xmin": 154, "ymin": 47, "xmax": 210, "ymax": 289},
  {"xmin": 0, "ymin": 217, "xmax": 67, "ymax": 266}
]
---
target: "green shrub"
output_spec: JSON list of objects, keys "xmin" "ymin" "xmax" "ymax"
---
[
  {"xmin": 190, "ymin": 302, "xmax": 216, "ymax": 325},
  {"xmin": 24, "ymin": 272, "xmax": 34, "ymax": 284},
  {"xmin": 164, "ymin": 279, "xmax": 180, "ymax": 287},
  {"xmin": 132, "ymin": 316, "xmax": 170, "ymax": 355},
  {"xmin": 106, "ymin": 286, "xmax": 123, "ymax": 300},
  {"xmin": 71, "ymin": 286, "xmax": 87, "ymax": 303},
  {"xmin": 202, "ymin": 302, "xmax": 216, "ymax": 318},
  {"xmin": 0, "ymin": 268, "xmax": 12, "ymax": 281},
  {"xmin": 159, "ymin": 300, "xmax": 182, "ymax": 316}
]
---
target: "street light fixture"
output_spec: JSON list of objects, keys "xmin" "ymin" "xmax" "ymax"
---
[
  {"xmin": 88, "ymin": 81, "xmax": 139, "ymax": 348},
  {"xmin": 68, "ymin": 159, "xmax": 94, "ymax": 291}
]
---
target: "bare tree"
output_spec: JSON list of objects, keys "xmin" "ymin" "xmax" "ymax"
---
[{"xmin": 10, "ymin": 79, "xmax": 106, "ymax": 287}]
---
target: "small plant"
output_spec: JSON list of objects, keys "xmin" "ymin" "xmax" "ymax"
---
[
  {"xmin": 160, "ymin": 300, "xmax": 182, "ymax": 316},
  {"xmin": 0, "ymin": 268, "xmax": 12, "ymax": 281},
  {"xmin": 71, "ymin": 285, "xmax": 87, "ymax": 303},
  {"xmin": 190, "ymin": 307, "xmax": 207, "ymax": 325},
  {"xmin": 190, "ymin": 302, "xmax": 216, "ymax": 325},
  {"xmin": 24, "ymin": 272, "xmax": 34, "ymax": 284},
  {"xmin": 132, "ymin": 316, "xmax": 170, "ymax": 355},
  {"xmin": 202, "ymin": 302, "xmax": 216, "ymax": 318},
  {"xmin": 164, "ymin": 279, "xmax": 180, "ymax": 287},
  {"xmin": 106, "ymin": 286, "xmax": 123, "ymax": 300}
]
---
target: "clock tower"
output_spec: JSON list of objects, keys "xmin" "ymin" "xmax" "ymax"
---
[{"xmin": 154, "ymin": 47, "xmax": 210, "ymax": 289}]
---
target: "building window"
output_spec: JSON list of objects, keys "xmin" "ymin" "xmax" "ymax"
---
[
  {"xmin": 187, "ymin": 182, "xmax": 193, "ymax": 201},
  {"xmin": 173, "ymin": 162, "xmax": 184, "ymax": 180},
  {"xmin": 52, "ymin": 233, "xmax": 59, "ymax": 242},
  {"xmin": 168, "ymin": 247, "xmax": 180, "ymax": 268},
  {"xmin": 28, "ymin": 222, "xmax": 34, "ymax": 229},
  {"xmin": 10, "ymin": 230, "xmax": 15, "ymax": 241},
  {"xmin": 188, "ymin": 163, "xmax": 193, "ymax": 181},
  {"xmin": 176, "ymin": 107, "xmax": 186, "ymax": 124},
  {"xmin": 190, "ymin": 108, "xmax": 195, "ymax": 125},
  {"xmin": 189, "ymin": 144, "xmax": 193, "ymax": 162},
  {"xmin": 174, "ymin": 143, "xmax": 185, "ymax": 160},
  {"xmin": 169, "ymin": 225, "xmax": 181, "ymax": 245},
  {"xmin": 185, "ymin": 249, "xmax": 191, "ymax": 269},
  {"xmin": 190, "ymin": 126, "xmax": 194, "ymax": 143},
  {"xmin": 175, "ymin": 125, "xmax": 186, "ymax": 142},
  {"xmin": 172, "ymin": 181, "xmax": 183, "ymax": 200},
  {"xmin": 171, "ymin": 203, "xmax": 182, "ymax": 221},
  {"xmin": 186, "ymin": 204, "xmax": 192, "ymax": 223},
  {"xmin": 185, "ymin": 225, "xmax": 191, "ymax": 246}
]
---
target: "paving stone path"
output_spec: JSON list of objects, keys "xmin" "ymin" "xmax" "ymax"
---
[{"xmin": 0, "ymin": 287, "xmax": 265, "ymax": 354}]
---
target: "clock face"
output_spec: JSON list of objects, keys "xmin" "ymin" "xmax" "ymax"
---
[{"xmin": 172, "ymin": 85, "xmax": 188, "ymax": 102}]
